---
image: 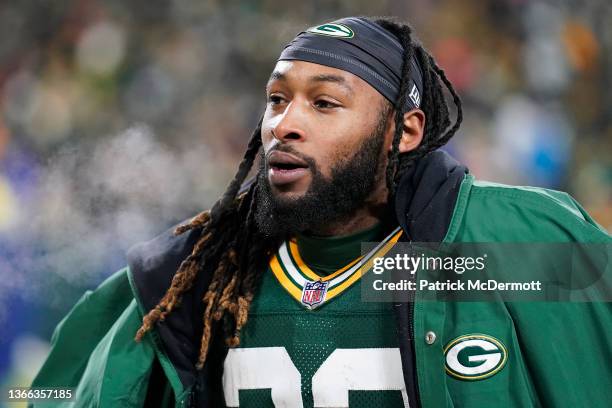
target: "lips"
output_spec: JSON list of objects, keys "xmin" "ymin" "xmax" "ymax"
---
[{"xmin": 267, "ymin": 150, "xmax": 310, "ymax": 186}]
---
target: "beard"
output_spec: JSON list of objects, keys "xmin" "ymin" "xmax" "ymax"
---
[{"xmin": 254, "ymin": 112, "xmax": 389, "ymax": 239}]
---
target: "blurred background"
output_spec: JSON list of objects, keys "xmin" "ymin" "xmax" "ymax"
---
[{"xmin": 0, "ymin": 0, "xmax": 610, "ymax": 402}]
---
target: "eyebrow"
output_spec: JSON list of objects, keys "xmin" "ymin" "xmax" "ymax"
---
[
  {"xmin": 311, "ymin": 74, "xmax": 354, "ymax": 95},
  {"xmin": 266, "ymin": 71, "xmax": 354, "ymax": 96}
]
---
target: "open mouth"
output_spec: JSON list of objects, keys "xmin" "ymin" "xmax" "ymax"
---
[
  {"xmin": 267, "ymin": 151, "xmax": 310, "ymax": 186},
  {"xmin": 270, "ymin": 161, "xmax": 307, "ymax": 171}
]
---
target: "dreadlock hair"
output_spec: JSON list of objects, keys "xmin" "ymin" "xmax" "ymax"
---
[
  {"xmin": 374, "ymin": 17, "xmax": 463, "ymax": 195},
  {"xmin": 133, "ymin": 120, "xmax": 273, "ymax": 370},
  {"xmin": 134, "ymin": 16, "xmax": 462, "ymax": 370}
]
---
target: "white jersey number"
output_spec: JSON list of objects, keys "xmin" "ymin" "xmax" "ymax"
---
[
  {"xmin": 223, "ymin": 347, "xmax": 409, "ymax": 407},
  {"xmin": 223, "ymin": 347, "xmax": 303, "ymax": 407}
]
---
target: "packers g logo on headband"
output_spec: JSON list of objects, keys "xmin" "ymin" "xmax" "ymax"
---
[
  {"xmin": 444, "ymin": 334, "xmax": 507, "ymax": 381},
  {"xmin": 307, "ymin": 23, "xmax": 354, "ymax": 38}
]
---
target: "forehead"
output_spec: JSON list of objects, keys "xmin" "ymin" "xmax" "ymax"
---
[{"xmin": 267, "ymin": 60, "xmax": 379, "ymax": 97}]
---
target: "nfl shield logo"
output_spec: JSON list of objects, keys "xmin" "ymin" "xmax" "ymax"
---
[{"xmin": 301, "ymin": 280, "xmax": 329, "ymax": 309}]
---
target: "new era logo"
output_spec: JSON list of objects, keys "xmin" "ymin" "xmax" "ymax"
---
[{"xmin": 409, "ymin": 84, "xmax": 420, "ymax": 107}]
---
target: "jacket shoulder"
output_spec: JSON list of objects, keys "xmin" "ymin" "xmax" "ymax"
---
[
  {"xmin": 454, "ymin": 178, "xmax": 610, "ymax": 242},
  {"xmin": 31, "ymin": 268, "xmax": 159, "ymax": 406},
  {"xmin": 45, "ymin": 267, "xmax": 134, "ymax": 356},
  {"xmin": 472, "ymin": 180, "xmax": 597, "ymax": 223}
]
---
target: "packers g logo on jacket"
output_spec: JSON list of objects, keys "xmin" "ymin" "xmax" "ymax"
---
[
  {"xmin": 444, "ymin": 334, "xmax": 507, "ymax": 380},
  {"xmin": 307, "ymin": 23, "xmax": 354, "ymax": 38}
]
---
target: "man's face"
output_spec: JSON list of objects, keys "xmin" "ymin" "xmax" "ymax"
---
[
  {"xmin": 256, "ymin": 60, "xmax": 392, "ymax": 236},
  {"xmin": 261, "ymin": 60, "xmax": 391, "ymax": 198}
]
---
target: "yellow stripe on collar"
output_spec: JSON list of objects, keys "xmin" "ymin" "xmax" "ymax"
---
[
  {"xmin": 269, "ymin": 227, "xmax": 404, "ymax": 309},
  {"xmin": 269, "ymin": 254, "xmax": 302, "ymax": 303},
  {"xmin": 325, "ymin": 228, "xmax": 403, "ymax": 301}
]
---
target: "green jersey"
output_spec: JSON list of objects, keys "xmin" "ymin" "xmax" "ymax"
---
[{"xmin": 222, "ymin": 225, "xmax": 409, "ymax": 407}]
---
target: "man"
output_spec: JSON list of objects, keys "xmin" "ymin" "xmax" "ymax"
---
[{"xmin": 31, "ymin": 16, "xmax": 611, "ymax": 408}]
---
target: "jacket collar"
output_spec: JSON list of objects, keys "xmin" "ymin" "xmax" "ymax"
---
[
  {"xmin": 127, "ymin": 224, "xmax": 207, "ymax": 391},
  {"xmin": 395, "ymin": 150, "xmax": 468, "ymax": 242}
]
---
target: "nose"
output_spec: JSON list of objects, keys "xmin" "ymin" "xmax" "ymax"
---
[{"xmin": 272, "ymin": 101, "xmax": 306, "ymax": 142}]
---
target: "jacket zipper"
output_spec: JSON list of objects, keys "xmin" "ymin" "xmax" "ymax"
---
[
  {"xmin": 407, "ymin": 295, "xmax": 421, "ymax": 406},
  {"xmin": 405, "ymin": 239, "xmax": 421, "ymax": 408}
]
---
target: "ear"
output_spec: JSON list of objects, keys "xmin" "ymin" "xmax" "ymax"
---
[{"xmin": 390, "ymin": 109, "xmax": 425, "ymax": 154}]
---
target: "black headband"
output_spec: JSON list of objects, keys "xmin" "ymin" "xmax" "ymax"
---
[{"xmin": 278, "ymin": 17, "xmax": 423, "ymax": 109}]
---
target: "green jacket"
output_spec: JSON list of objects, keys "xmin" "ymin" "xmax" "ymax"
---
[{"xmin": 31, "ymin": 152, "xmax": 611, "ymax": 407}]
